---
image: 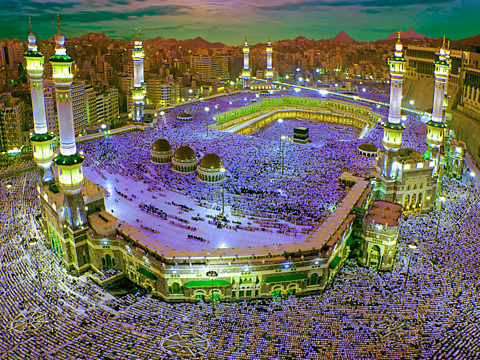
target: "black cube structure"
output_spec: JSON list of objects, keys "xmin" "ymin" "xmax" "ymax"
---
[{"xmin": 293, "ymin": 127, "xmax": 309, "ymax": 143}]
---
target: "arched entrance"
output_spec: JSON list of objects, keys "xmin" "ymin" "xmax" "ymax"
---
[
  {"xmin": 309, "ymin": 273, "xmax": 319, "ymax": 286},
  {"xmin": 105, "ymin": 254, "xmax": 112, "ymax": 269},
  {"xmin": 172, "ymin": 282, "xmax": 181, "ymax": 294},
  {"xmin": 369, "ymin": 245, "xmax": 381, "ymax": 269}
]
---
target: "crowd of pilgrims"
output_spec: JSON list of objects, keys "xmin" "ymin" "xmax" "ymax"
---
[
  {"xmin": 78, "ymin": 91, "xmax": 429, "ymax": 237},
  {"xmin": 0, "ymin": 163, "xmax": 479, "ymax": 358},
  {"xmin": 0, "ymin": 91, "xmax": 477, "ymax": 359},
  {"xmin": 0, "ymin": 154, "xmax": 35, "ymax": 175}
]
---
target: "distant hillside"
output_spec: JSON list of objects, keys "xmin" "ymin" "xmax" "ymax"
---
[
  {"xmin": 457, "ymin": 33, "xmax": 480, "ymax": 47},
  {"xmin": 330, "ymin": 31, "xmax": 358, "ymax": 44},
  {"xmin": 379, "ymin": 29, "xmax": 430, "ymax": 41}
]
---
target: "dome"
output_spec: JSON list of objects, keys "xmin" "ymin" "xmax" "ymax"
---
[
  {"xmin": 358, "ymin": 143, "xmax": 378, "ymax": 152},
  {"xmin": 177, "ymin": 113, "xmax": 193, "ymax": 120},
  {"xmin": 174, "ymin": 145, "xmax": 196, "ymax": 161},
  {"xmin": 199, "ymin": 153, "xmax": 223, "ymax": 170},
  {"xmin": 151, "ymin": 139, "xmax": 172, "ymax": 153}
]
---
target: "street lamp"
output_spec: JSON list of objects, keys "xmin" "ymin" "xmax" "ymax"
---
[
  {"xmin": 434, "ymin": 195, "xmax": 446, "ymax": 240},
  {"xmin": 281, "ymin": 135, "xmax": 286, "ymax": 175},
  {"xmin": 277, "ymin": 118, "xmax": 283, "ymax": 150},
  {"xmin": 204, "ymin": 107, "xmax": 209, "ymax": 137},
  {"xmin": 160, "ymin": 111, "xmax": 165, "ymax": 136},
  {"xmin": 403, "ymin": 241, "xmax": 417, "ymax": 289},
  {"xmin": 409, "ymin": 100, "xmax": 414, "ymax": 106},
  {"xmin": 28, "ymin": 238, "xmax": 43, "ymax": 290},
  {"xmin": 220, "ymin": 167, "xmax": 226, "ymax": 217},
  {"xmin": 206, "ymin": 270, "xmax": 218, "ymax": 317}
]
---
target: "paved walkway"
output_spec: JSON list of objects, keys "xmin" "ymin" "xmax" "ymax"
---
[{"xmin": 84, "ymin": 167, "xmax": 307, "ymax": 252}]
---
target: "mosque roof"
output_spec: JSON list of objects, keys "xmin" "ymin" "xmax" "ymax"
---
[
  {"xmin": 151, "ymin": 139, "xmax": 172, "ymax": 153},
  {"xmin": 177, "ymin": 112, "xmax": 193, "ymax": 118},
  {"xmin": 174, "ymin": 145, "xmax": 196, "ymax": 161},
  {"xmin": 199, "ymin": 153, "xmax": 223, "ymax": 170}
]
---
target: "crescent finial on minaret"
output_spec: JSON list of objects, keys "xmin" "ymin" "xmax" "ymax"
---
[
  {"xmin": 139, "ymin": 29, "xmax": 141, "ymax": 41},
  {"xmin": 397, "ymin": 31, "xmax": 401, "ymax": 41},
  {"xmin": 443, "ymin": 35, "xmax": 445, "ymax": 47},
  {"xmin": 57, "ymin": 14, "xmax": 61, "ymax": 33},
  {"xmin": 447, "ymin": 40, "xmax": 450, "ymax": 50},
  {"xmin": 29, "ymin": 17, "xmax": 32, "ymax": 32},
  {"xmin": 135, "ymin": 28, "xmax": 138, "ymax": 40}
]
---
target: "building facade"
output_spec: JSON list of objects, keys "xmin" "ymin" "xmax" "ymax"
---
[{"xmin": 358, "ymin": 200, "xmax": 402, "ymax": 271}]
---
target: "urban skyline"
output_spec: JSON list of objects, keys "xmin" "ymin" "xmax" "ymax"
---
[{"xmin": 0, "ymin": 0, "xmax": 478, "ymax": 45}]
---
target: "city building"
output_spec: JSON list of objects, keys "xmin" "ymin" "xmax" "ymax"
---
[
  {"xmin": 0, "ymin": 94, "xmax": 24, "ymax": 153},
  {"xmin": 190, "ymin": 55, "xmax": 229, "ymax": 81},
  {"xmin": 71, "ymin": 81, "xmax": 87, "ymax": 134}
]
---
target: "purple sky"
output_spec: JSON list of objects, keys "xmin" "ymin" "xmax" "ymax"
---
[{"xmin": 1, "ymin": 0, "xmax": 478, "ymax": 44}]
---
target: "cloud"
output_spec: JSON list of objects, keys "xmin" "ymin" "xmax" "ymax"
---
[
  {"xmin": 19, "ymin": 5, "xmax": 192, "ymax": 24},
  {"xmin": 256, "ymin": 0, "xmax": 454, "ymax": 11}
]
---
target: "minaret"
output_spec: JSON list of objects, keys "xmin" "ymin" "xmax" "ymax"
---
[
  {"xmin": 383, "ymin": 32, "xmax": 406, "ymax": 152},
  {"xmin": 381, "ymin": 31, "xmax": 406, "ymax": 180},
  {"xmin": 241, "ymin": 36, "xmax": 251, "ymax": 89},
  {"xmin": 426, "ymin": 36, "xmax": 450, "ymax": 173},
  {"xmin": 131, "ymin": 29, "xmax": 146, "ymax": 123},
  {"xmin": 25, "ymin": 17, "xmax": 54, "ymax": 184},
  {"xmin": 50, "ymin": 15, "xmax": 86, "ymax": 229},
  {"xmin": 265, "ymin": 36, "xmax": 274, "ymax": 88},
  {"xmin": 443, "ymin": 40, "xmax": 452, "ymax": 115}
]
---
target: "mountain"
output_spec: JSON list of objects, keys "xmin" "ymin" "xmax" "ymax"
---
[
  {"xmin": 379, "ymin": 29, "xmax": 430, "ymax": 41},
  {"xmin": 330, "ymin": 31, "xmax": 358, "ymax": 44},
  {"xmin": 457, "ymin": 33, "xmax": 480, "ymax": 46},
  {"xmin": 294, "ymin": 36, "xmax": 309, "ymax": 42}
]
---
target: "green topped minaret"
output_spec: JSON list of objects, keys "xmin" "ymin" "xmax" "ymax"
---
[
  {"xmin": 25, "ymin": 17, "xmax": 55, "ymax": 184},
  {"xmin": 50, "ymin": 15, "xmax": 86, "ymax": 229}
]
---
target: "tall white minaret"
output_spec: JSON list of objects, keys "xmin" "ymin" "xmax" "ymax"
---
[
  {"xmin": 443, "ymin": 40, "xmax": 452, "ymax": 114},
  {"xmin": 265, "ymin": 36, "xmax": 274, "ymax": 88},
  {"xmin": 426, "ymin": 36, "xmax": 450, "ymax": 173},
  {"xmin": 51, "ymin": 15, "xmax": 86, "ymax": 229},
  {"xmin": 25, "ymin": 17, "xmax": 54, "ymax": 183},
  {"xmin": 131, "ymin": 29, "xmax": 146, "ymax": 122},
  {"xmin": 383, "ymin": 32, "xmax": 406, "ymax": 153},
  {"xmin": 379, "ymin": 32, "xmax": 406, "ymax": 182},
  {"xmin": 241, "ymin": 36, "xmax": 251, "ymax": 89}
]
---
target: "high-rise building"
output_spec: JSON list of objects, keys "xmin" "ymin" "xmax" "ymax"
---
[
  {"xmin": 190, "ymin": 56, "xmax": 229, "ymax": 81},
  {"xmin": 71, "ymin": 81, "xmax": 87, "ymax": 134},
  {"xmin": 229, "ymin": 56, "xmax": 243, "ymax": 83},
  {"xmin": 44, "ymin": 84, "xmax": 57, "ymax": 136},
  {"xmin": 85, "ymin": 86, "xmax": 97, "ymax": 125},
  {"xmin": 0, "ymin": 94, "xmax": 24, "ymax": 152},
  {"xmin": 146, "ymin": 79, "xmax": 179, "ymax": 107}
]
